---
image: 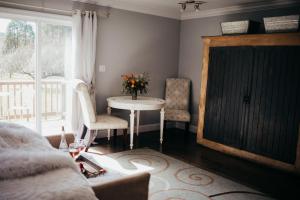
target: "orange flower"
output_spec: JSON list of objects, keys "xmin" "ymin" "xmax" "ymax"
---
[{"xmin": 121, "ymin": 75, "xmax": 128, "ymax": 80}]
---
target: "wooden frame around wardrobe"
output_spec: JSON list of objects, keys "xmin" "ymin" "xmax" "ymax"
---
[{"xmin": 197, "ymin": 33, "xmax": 300, "ymax": 174}]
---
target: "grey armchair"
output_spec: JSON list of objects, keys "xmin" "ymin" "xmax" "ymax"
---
[{"xmin": 164, "ymin": 78, "xmax": 191, "ymax": 132}]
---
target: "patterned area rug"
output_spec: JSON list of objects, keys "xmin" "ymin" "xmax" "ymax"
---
[{"xmin": 88, "ymin": 148, "xmax": 274, "ymax": 200}]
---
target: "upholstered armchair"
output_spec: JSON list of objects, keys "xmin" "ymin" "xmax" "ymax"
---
[
  {"xmin": 164, "ymin": 78, "xmax": 191, "ymax": 132},
  {"xmin": 74, "ymin": 80, "xmax": 128, "ymax": 150}
]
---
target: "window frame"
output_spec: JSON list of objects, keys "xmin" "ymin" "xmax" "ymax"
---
[
  {"xmin": 0, "ymin": 7, "xmax": 71, "ymax": 26},
  {"xmin": 0, "ymin": 7, "xmax": 72, "ymax": 134}
]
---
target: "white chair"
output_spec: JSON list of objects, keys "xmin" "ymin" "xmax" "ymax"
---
[{"xmin": 74, "ymin": 80, "xmax": 128, "ymax": 150}]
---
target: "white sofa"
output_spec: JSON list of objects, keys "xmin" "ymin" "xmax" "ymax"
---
[{"xmin": 0, "ymin": 122, "xmax": 150, "ymax": 200}]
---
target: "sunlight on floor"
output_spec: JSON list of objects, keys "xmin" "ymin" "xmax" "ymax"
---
[{"xmin": 82, "ymin": 152, "xmax": 154, "ymax": 175}]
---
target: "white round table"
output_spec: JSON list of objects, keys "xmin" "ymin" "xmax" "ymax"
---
[{"xmin": 107, "ymin": 96, "xmax": 165, "ymax": 149}]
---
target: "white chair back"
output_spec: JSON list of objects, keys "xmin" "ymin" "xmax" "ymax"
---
[{"xmin": 74, "ymin": 80, "xmax": 96, "ymax": 125}]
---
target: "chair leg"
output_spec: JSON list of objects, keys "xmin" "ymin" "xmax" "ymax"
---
[
  {"xmin": 164, "ymin": 120, "xmax": 167, "ymax": 130},
  {"xmin": 123, "ymin": 128, "xmax": 128, "ymax": 147},
  {"xmin": 107, "ymin": 129, "xmax": 111, "ymax": 141},
  {"xmin": 81, "ymin": 125, "xmax": 88, "ymax": 139},
  {"xmin": 113, "ymin": 129, "xmax": 117, "ymax": 144},
  {"xmin": 185, "ymin": 122, "xmax": 190, "ymax": 133},
  {"xmin": 85, "ymin": 130, "xmax": 97, "ymax": 152},
  {"xmin": 183, "ymin": 122, "xmax": 189, "ymax": 142},
  {"xmin": 113, "ymin": 129, "xmax": 117, "ymax": 138}
]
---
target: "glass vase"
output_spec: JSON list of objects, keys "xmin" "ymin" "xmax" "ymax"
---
[
  {"xmin": 59, "ymin": 126, "xmax": 68, "ymax": 152},
  {"xmin": 131, "ymin": 91, "xmax": 137, "ymax": 100}
]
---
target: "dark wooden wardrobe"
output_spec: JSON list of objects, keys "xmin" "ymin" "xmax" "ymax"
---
[{"xmin": 197, "ymin": 33, "xmax": 300, "ymax": 173}]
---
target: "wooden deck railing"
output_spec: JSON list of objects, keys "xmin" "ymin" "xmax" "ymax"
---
[{"xmin": 0, "ymin": 79, "xmax": 66, "ymax": 121}]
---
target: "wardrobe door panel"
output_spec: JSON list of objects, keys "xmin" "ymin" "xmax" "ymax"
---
[
  {"xmin": 245, "ymin": 46, "xmax": 300, "ymax": 164},
  {"xmin": 203, "ymin": 47, "xmax": 226, "ymax": 144},
  {"xmin": 203, "ymin": 47, "xmax": 252, "ymax": 148}
]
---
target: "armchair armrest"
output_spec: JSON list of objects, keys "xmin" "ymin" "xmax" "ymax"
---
[
  {"xmin": 91, "ymin": 172, "xmax": 150, "ymax": 200},
  {"xmin": 46, "ymin": 134, "xmax": 75, "ymax": 149}
]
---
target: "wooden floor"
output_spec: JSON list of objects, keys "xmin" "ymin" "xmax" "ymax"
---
[{"xmin": 93, "ymin": 128, "xmax": 300, "ymax": 200}]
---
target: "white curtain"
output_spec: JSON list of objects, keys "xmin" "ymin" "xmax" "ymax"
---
[{"xmin": 68, "ymin": 10, "xmax": 97, "ymax": 137}]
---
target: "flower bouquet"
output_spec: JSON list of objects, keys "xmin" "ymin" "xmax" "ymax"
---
[{"xmin": 121, "ymin": 72, "xmax": 149, "ymax": 100}]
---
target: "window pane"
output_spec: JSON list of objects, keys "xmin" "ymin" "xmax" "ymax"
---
[
  {"xmin": 40, "ymin": 22, "xmax": 71, "ymax": 135},
  {"xmin": 0, "ymin": 18, "xmax": 36, "ymax": 131}
]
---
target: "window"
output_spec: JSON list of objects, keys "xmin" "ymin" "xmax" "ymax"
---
[{"xmin": 0, "ymin": 8, "xmax": 72, "ymax": 135}]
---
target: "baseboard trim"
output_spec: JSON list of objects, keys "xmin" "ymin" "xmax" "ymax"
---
[
  {"xmin": 95, "ymin": 123, "xmax": 160, "ymax": 138},
  {"xmin": 95, "ymin": 122, "xmax": 196, "ymax": 138}
]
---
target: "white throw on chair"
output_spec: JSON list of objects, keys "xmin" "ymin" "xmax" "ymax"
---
[{"xmin": 74, "ymin": 80, "xmax": 128, "ymax": 150}]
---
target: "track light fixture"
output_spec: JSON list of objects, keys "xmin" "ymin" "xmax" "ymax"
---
[{"xmin": 179, "ymin": 0, "xmax": 206, "ymax": 12}]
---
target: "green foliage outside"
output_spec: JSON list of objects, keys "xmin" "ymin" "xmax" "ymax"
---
[{"xmin": 0, "ymin": 20, "xmax": 71, "ymax": 79}]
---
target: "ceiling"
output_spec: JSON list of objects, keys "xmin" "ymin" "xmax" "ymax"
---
[{"xmin": 74, "ymin": 0, "xmax": 299, "ymax": 20}]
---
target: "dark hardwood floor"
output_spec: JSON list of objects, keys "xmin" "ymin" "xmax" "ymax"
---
[{"xmin": 93, "ymin": 128, "xmax": 300, "ymax": 200}]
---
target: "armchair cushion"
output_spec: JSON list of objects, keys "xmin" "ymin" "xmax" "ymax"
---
[{"xmin": 164, "ymin": 109, "xmax": 191, "ymax": 122}]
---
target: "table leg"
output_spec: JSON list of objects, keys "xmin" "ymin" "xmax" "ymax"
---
[
  {"xmin": 136, "ymin": 110, "xmax": 140, "ymax": 136},
  {"xmin": 107, "ymin": 106, "xmax": 111, "ymax": 115},
  {"xmin": 107, "ymin": 106, "xmax": 111, "ymax": 140},
  {"xmin": 160, "ymin": 107, "xmax": 165, "ymax": 144},
  {"xmin": 107, "ymin": 129, "xmax": 111, "ymax": 141},
  {"xmin": 130, "ymin": 109, "xmax": 135, "ymax": 149}
]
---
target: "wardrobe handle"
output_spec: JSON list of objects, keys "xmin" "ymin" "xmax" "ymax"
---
[{"xmin": 243, "ymin": 95, "xmax": 251, "ymax": 104}]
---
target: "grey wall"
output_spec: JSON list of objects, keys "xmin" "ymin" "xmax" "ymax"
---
[
  {"xmin": 95, "ymin": 8, "xmax": 180, "ymax": 124},
  {"xmin": 0, "ymin": 0, "xmax": 180, "ymax": 125},
  {"xmin": 178, "ymin": 7, "xmax": 300, "ymax": 126},
  {"xmin": 1, "ymin": 0, "xmax": 299, "ymax": 127}
]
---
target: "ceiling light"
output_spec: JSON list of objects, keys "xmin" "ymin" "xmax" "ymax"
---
[{"xmin": 178, "ymin": 1, "xmax": 206, "ymax": 12}]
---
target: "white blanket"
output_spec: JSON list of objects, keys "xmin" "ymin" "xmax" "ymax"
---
[{"xmin": 0, "ymin": 122, "xmax": 98, "ymax": 200}]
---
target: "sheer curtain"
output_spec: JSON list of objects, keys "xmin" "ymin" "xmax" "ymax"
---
[{"xmin": 68, "ymin": 10, "xmax": 97, "ymax": 137}]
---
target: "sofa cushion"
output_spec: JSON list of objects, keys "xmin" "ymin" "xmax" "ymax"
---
[
  {"xmin": 0, "ymin": 168, "xmax": 97, "ymax": 200},
  {"xmin": 0, "ymin": 122, "xmax": 98, "ymax": 200}
]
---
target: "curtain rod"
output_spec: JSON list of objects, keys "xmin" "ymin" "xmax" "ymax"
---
[{"xmin": 0, "ymin": 0, "xmax": 109, "ymax": 18}]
